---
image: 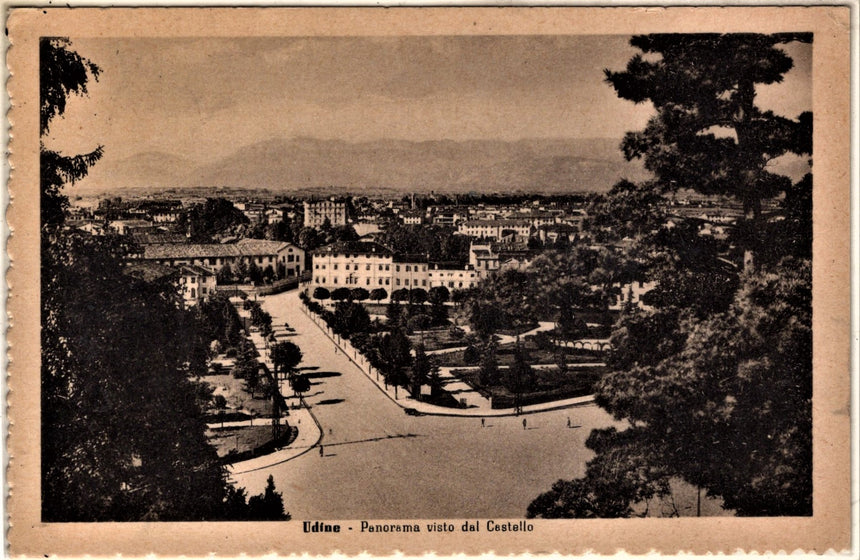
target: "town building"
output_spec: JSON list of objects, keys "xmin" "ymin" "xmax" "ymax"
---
[
  {"xmin": 303, "ymin": 199, "xmax": 348, "ymax": 228},
  {"xmin": 311, "ymin": 241, "xmax": 394, "ymax": 289},
  {"xmin": 311, "ymin": 241, "xmax": 487, "ymax": 296},
  {"xmin": 399, "ymin": 209, "xmax": 425, "ymax": 225},
  {"xmin": 426, "ymin": 265, "xmax": 480, "ymax": 290},
  {"xmin": 178, "ymin": 265, "xmax": 217, "ymax": 306},
  {"xmin": 457, "ymin": 219, "xmax": 533, "ymax": 240},
  {"xmin": 123, "ymin": 262, "xmax": 214, "ymax": 308},
  {"xmin": 135, "ymin": 238, "xmax": 304, "ymax": 280},
  {"xmin": 468, "ymin": 243, "xmax": 500, "ymax": 274}
]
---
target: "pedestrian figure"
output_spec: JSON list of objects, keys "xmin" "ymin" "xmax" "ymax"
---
[
  {"xmin": 567, "ymin": 417, "xmax": 570, "ymax": 428},
  {"xmin": 329, "ymin": 428, "xmax": 333, "ymax": 436},
  {"xmin": 481, "ymin": 418, "xmax": 485, "ymax": 428},
  {"xmin": 319, "ymin": 445, "xmax": 324, "ymax": 457},
  {"xmin": 523, "ymin": 418, "xmax": 527, "ymax": 430}
]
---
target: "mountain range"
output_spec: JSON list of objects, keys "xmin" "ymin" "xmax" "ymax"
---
[{"xmin": 81, "ymin": 137, "xmax": 650, "ymax": 196}]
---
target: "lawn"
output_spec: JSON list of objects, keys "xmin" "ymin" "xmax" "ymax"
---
[
  {"xmin": 432, "ymin": 342, "xmax": 603, "ymax": 368},
  {"xmin": 205, "ymin": 373, "xmax": 277, "ymax": 418},
  {"xmin": 449, "ymin": 365, "xmax": 606, "ymax": 409},
  {"xmin": 407, "ymin": 327, "xmax": 467, "ymax": 351},
  {"xmin": 206, "ymin": 425, "xmax": 274, "ymax": 458}
]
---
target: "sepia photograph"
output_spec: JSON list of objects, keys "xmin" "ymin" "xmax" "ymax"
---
[{"xmin": 6, "ymin": 6, "xmax": 853, "ymax": 556}]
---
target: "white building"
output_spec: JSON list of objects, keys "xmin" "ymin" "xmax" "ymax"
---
[
  {"xmin": 458, "ymin": 219, "xmax": 532, "ymax": 240},
  {"xmin": 311, "ymin": 241, "xmax": 394, "ymax": 289},
  {"xmin": 304, "ymin": 199, "xmax": 348, "ymax": 228},
  {"xmin": 179, "ymin": 265, "xmax": 216, "ymax": 306},
  {"xmin": 311, "ymin": 241, "xmax": 485, "ymax": 296}
]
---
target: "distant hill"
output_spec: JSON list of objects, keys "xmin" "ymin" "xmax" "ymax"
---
[
  {"xmin": 76, "ymin": 136, "xmax": 810, "ymax": 198},
  {"xmin": 79, "ymin": 137, "xmax": 649, "ymax": 196},
  {"xmin": 188, "ymin": 137, "xmax": 648, "ymax": 194}
]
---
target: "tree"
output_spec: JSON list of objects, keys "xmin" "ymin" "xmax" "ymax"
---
[
  {"xmin": 350, "ymin": 287, "xmax": 370, "ymax": 302},
  {"xmin": 469, "ymin": 301, "xmax": 507, "ymax": 341},
  {"xmin": 248, "ymin": 261, "xmax": 263, "ymax": 285},
  {"xmin": 42, "ymin": 234, "xmax": 230, "ymax": 521},
  {"xmin": 531, "ymin": 34, "xmax": 813, "ymax": 518},
  {"xmin": 313, "ymin": 286, "xmax": 331, "ymax": 301},
  {"xmin": 390, "ymin": 288, "xmax": 410, "ymax": 302},
  {"xmin": 478, "ymin": 341, "xmax": 500, "ymax": 386},
  {"xmin": 332, "ymin": 301, "xmax": 371, "ymax": 337},
  {"xmin": 236, "ymin": 259, "xmax": 249, "ymax": 282},
  {"xmin": 410, "ymin": 344, "xmax": 436, "ymax": 398},
  {"xmin": 463, "ymin": 343, "xmax": 481, "ymax": 366},
  {"xmin": 177, "ymin": 198, "xmax": 250, "ymax": 242},
  {"xmin": 263, "ymin": 264, "xmax": 276, "ymax": 283},
  {"xmin": 289, "ymin": 374, "xmax": 311, "ymax": 398},
  {"xmin": 377, "ymin": 328, "xmax": 413, "ymax": 399},
  {"xmin": 370, "ymin": 288, "xmax": 388, "ymax": 303},
  {"xmin": 386, "ymin": 299, "xmax": 404, "ymax": 327},
  {"xmin": 408, "ymin": 288, "xmax": 428, "ymax": 305},
  {"xmin": 246, "ymin": 476, "xmax": 290, "ymax": 520},
  {"xmin": 331, "ymin": 287, "xmax": 352, "ymax": 301},
  {"xmin": 505, "ymin": 343, "xmax": 535, "ymax": 410},
  {"xmin": 297, "ymin": 227, "xmax": 320, "ymax": 251},
  {"xmin": 270, "ymin": 341, "xmax": 303, "ymax": 381},
  {"xmin": 216, "ymin": 263, "xmax": 234, "ymax": 285},
  {"xmin": 428, "ymin": 286, "xmax": 450, "ymax": 305},
  {"xmin": 406, "ymin": 313, "xmax": 432, "ymax": 334},
  {"xmin": 604, "ymin": 33, "xmax": 812, "ymax": 259},
  {"xmin": 40, "ymin": 38, "xmax": 279, "ymax": 522},
  {"xmin": 40, "ymin": 38, "xmax": 104, "ymax": 227}
]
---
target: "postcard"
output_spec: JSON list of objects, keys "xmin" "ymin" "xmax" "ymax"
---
[{"xmin": 5, "ymin": 5, "xmax": 853, "ymax": 556}]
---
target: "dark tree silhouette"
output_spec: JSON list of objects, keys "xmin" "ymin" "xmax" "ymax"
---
[
  {"xmin": 530, "ymin": 33, "xmax": 813, "ymax": 519},
  {"xmin": 369, "ymin": 288, "xmax": 388, "ymax": 302}
]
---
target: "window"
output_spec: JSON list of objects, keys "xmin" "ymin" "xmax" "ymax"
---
[
  {"xmin": 396, "ymin": 265, "xmax": 400, "ymax": 272},
  {"xmin": 385, "ymin": 264, "xmax": 390, "ymax": 271},
  {"xmin": 379, "ymin": 279, "xmax": 383, "ymax": 285},
  {"xmin": 448, "ymin": 281, "xmax": 454, "ymax": 288},
  {"xmin": 366, "ymin": 264, "xmax": 371, "ymax": 271},
  {"xmin": 385, "ymin": 279, "xmax": 390, "ymax": 285},
  {"xmin": 366, "ymin": 278, "xmax": 371, "ymax": 285},
  {"xmin": 405, "ymin": 265, "xmax": 411, "ymax": 272},
  {"xmin": 334, "ymin": 264, "xmax": 338, "ymax": 270},
  {"xmin": 422, "ymin": 280, "xmax": 427, "ymax": 286},
  {"xmin": 345, "ymin": 264, "xmax": 350, "ymax": 271},
  {"xmin": 334, "ymin": 278, "xmax": 338, "ymax": 284},
  {"xmin": 396, "ymin": 279, "xmax": 401, "ymax": 286},
  {"xmin": 315, "ymin": 264, "xmax": 319, "ymax": 269},
  {"xmin": 379, "ymin": 265, "xmax": 383, "ymax": 271}
]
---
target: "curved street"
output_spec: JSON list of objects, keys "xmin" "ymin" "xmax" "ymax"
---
[{"xmin": 231, "ymin": 289, "xmax": 618, "ymax": 519}]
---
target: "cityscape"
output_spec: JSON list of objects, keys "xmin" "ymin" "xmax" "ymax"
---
[{"xmin": 40, "ymin": 33, "xmax": 813, "ymax": 521}]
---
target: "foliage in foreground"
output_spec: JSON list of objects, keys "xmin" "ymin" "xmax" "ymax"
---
[{"xmin": 529, "ymin": 33, "xmax": 813, "ymax": 518}]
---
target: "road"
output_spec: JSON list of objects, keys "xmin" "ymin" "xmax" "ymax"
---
[{"xmin": 231, "ymin": 290, "xmax": 617, "ymax": 518}]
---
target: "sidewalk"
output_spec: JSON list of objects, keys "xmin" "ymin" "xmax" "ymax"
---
[
  {"xmin": 300, "ymin": 303, "xmax": 596, "ymax": 418},
  {"xmin": 226, "ymin": 398, "xmax": 322, "ymax": 476}
]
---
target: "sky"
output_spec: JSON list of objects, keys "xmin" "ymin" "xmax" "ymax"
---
[{"xmin": 44, "ymin": 35, "xmax": 812, "ymax": 186}]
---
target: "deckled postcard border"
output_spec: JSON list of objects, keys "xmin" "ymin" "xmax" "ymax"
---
[{"xmin": 6, "ymin": 6, "xmax": 853, "ymax": 556}]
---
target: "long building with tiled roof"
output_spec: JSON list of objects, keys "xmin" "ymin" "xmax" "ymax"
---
[{"xmin": 134, "ymin": 238, "xmax": 304, "ymax": 279}]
